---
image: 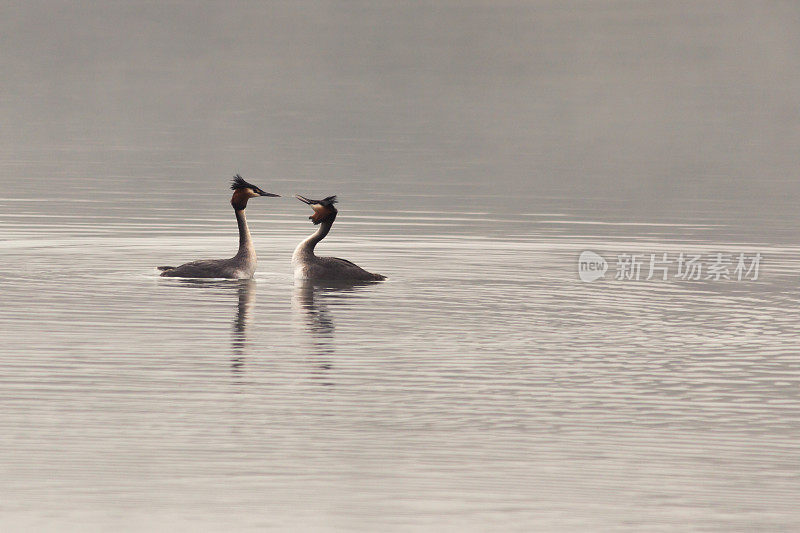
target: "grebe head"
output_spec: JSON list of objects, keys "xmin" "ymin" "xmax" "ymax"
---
[
  {"xmin": 295, "ymin": 194, "xmax": 338, "ymax": 224},
  {"xmin": 230, "ymin": 174, "xmax": 280, "ymax": 210}
]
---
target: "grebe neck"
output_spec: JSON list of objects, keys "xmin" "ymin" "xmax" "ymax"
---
[
  {"xmin": 234, "ymin": 208, "xmax": 255, "ymax": 259},
  {"xmin": 294, "ymin": 219, "xmax": 333, "ymax": 259}
]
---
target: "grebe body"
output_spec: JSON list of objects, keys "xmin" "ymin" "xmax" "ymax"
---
[
  {"xmin": 292, "ymin": 195, "xmax": 385, "ymax": 282},
  {"xmin": 158, "ymin": 175, "xmax": 279, "ymax": 279}
]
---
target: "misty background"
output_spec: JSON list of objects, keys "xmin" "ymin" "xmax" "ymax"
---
[{"xmin": 2, "ymin": 1, "xmax": 799, "ymax": 236}]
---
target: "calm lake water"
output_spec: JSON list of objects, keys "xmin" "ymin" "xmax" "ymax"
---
[{"xmin": 2, "ymin": 2, "xmax": 799, "ymax": 531}]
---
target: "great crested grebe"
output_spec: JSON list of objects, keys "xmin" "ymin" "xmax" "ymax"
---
[
  {"xmin": 292, "ymin": 195, "xmax": 386, "ymax": 281},
  {"xmin": 158, "ymin": 175, "xmax": 279, "ymax": 279}
]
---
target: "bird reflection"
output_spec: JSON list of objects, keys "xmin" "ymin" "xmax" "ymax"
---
[
  {"xmin": 230, "ymin": 279, "xmax": 256, "ymax": 373},
  {"xmin": 292, "ymin": 279, "xmax": 377, "ymax": 386},
  {"xmin": 177, "ymin": 278, "xmax": 256, "ymax": 376}
]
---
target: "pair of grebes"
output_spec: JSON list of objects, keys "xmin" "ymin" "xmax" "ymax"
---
[{"xmin": 158, "ymin": 175, "xmax": 385, "ymax": 281}]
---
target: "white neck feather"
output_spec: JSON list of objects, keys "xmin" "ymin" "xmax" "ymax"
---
[
  {"xmin": 234, "ymin": 209, "xmax": 255, "ymax": 261},
  {"xmin": 293, "ymin": 220, "xmax": 333, "ymax": 261}
]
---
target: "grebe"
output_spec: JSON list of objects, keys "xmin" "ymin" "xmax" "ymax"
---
[
  {"xmin": 292, "ymin": 195, "xmax": 386, "ymax": 281},
  {"xmin": 158, "ymin": 175, "xmax": 279, "ymax": 279}
]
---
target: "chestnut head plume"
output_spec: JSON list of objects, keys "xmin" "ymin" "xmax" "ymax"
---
[{"xmin": 295, "ymin": 194, "xmax": 338, "ymax": 224}]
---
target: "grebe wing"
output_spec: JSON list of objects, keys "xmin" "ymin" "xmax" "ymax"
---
[
  {"xmin": 320, "ymin": 256, "xmax": 387, "ymax": 281},
  {"xmin": 159, "ymin": 258, "xmax": 231, "ymax": 278},
  {"xmin": 329, "ymin": 257, "xmax": 359, "ymax": 268}
]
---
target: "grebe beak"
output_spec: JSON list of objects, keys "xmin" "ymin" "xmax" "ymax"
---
[
  {"xmin": 256, "ymin": 189, "xmax": 280, "ymax": 197},
  {"xmin": 295, "ymin": 195, "xmax": 314, "ymax": 204}
]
